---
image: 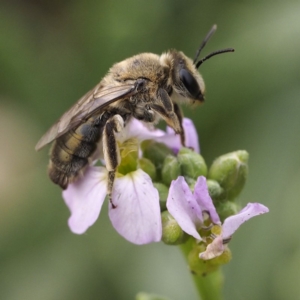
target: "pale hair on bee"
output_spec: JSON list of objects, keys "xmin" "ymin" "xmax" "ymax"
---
[{"xmin": 35, "ymin": 24, "xmax": 234, "ymax": 205}]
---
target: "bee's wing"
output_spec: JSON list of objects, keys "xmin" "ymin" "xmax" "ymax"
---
[{"xmin": 35, "ymin": 82, "xmax": 137, "ymax": 150}]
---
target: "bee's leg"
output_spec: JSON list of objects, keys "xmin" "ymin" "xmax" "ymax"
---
[
  {"xmin": 102, "ymin": 115, "xmax": 124, "ymax": 208},
  {"xmin": 172, "ymin": 102, "xmax": 185, "ymax": 146},
  {"xmin": 153, "ymin": 88, "xmax": 182, "ymax": 136}
]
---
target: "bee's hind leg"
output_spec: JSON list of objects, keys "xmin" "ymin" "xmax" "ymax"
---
[{"xmin": 102, "ymin": 114, "xmax": 124, "ymax": 209}]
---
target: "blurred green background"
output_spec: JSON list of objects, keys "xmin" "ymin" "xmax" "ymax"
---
[{"xmin": 1, "ymin": 0, "xmax": 300, "ymax": 299}]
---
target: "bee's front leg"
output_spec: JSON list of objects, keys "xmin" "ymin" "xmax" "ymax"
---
[
  {"xmin": 102, "ymin": 114, "xmax": 124, "ymax": 208},
  {"xmin": 154, "ymin": 88, "xmax": 184, "ymax": 142},
  {"xmin": 172, "ymin": 102, "xmax": 185, "ymax": 146}
]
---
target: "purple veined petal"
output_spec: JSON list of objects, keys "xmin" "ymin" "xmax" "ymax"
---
[
  {"xmin": 109, "ymin": 169, "xmax": 162, "ymax": 245},
  {"xmin": 199, "ymin": 235, "xmax": 224, "ymax": 260},
  {"xmin": 165, "ymin": 118, "xmax": 200, "ymax": 153},
  {"xmin": 194, "ymin": 176, "xmax": 221, "ymax": 225},
  {"xmin": 222, "ymin": 202, "xmax": 269, "ymax": 239},
  {"xmin": 167, "ymin": 176, "xmax": 203, "ymax": 240},
  {"xmin": 63, "ymin": 167, "xmax": 108, "ymax": 234}
]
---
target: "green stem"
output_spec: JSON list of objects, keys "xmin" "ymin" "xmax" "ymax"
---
[{"xmin": 180, "ymin": 239, "xmax": 224, "ymax": 300}]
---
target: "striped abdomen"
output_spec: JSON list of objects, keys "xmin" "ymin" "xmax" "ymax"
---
[{"xmin": 48, "ymin": 115, "xmax": 104, "ymax": 189}]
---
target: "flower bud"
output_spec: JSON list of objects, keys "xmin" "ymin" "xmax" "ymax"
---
[
  {"xmin": 209, "ymin": 247, "xmax": 232, "ymax": 266},
  {"xmin": 208, "ymin": 150, "xmax": 249, "ymax": 200},
  {"xmin": 161, "ymin": 211, "xmax": 188, "ymax": 245},
  {"xmin": 161, "ymin": 155, "xmax": 181, "ymax": 186},
  {"xmin": 188, "ymin": 243, "xmax": 232, "ymax": 275},
  {"xmin": 188, "ymin": 243, "xmax": 219, "ymax": 275},
  {"xmin": 177, "ymin": 147, "xmax": 207, "ymax": 180},
  {"xmin": 139, "ymin": 158, "xmax": 157, "ymax": 181},
  {"xmin": 215, "ymin": 201, "xmax": 239, "ymax": 222},
  {"xmin": 141, "ymin": 140, "xmax": 174, "ymax": 175},
  {"xmin": 153, "ymin": 182, "xmax": 169, "ymax": 211},
  {"xmin": 206, "ymin": 179, "xmax": 226, "ymax": 202},
  {"xmin": 185, "ymin": 177, "xmax": 196, "ymax": 190}
]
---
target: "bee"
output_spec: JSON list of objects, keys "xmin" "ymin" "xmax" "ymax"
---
[{"xmin": 35, "ymin": 24, "xmax": 234, "ymax": 203}]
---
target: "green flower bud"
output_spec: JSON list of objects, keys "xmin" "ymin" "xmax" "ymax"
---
[
  {"xmin": 161, "ymin": 211, "xmax": 188, "ymax": 245},
  {"xmin": 209, "ymin": 247, "xmax": 232, "ymax": 266},
  {"xmin": 153, "ymin": 182, "xmax": 169, "ymax": 211},
  {"xmin": 185, "ymin": 177, "xmax": 197, "ymax": 190},
  {"xmin": 161, "ymin": 155, "xmax": 181, "ymax": 186},
  {"xmin": 215, "ymin": 201, "xmax": 239, "ymax": 222},
  {"xmin": 139, "ymin": 158, "xmax": 157, "ymax": 181},
  {"xmin": 188, "ymin": 243, "xmax": 219, "ymax": 276},
  {"xmin": 136, "ymin": 292, "xmax": 171, "ymax": 300},
  {"xmin": 141, "ymin": 140, "xmax": 174, "ymax": 179},
  {"xmin": 188, "ymin": 243, "xmax": 232, "ymax": 275},
  {"xmin": 207, "ymin": 179, "xmax": 226, "ymax": 202},
  {"xmin": 208, "ymin": 150, "xmax": 249, "ymax": 200},
  {"xmin": 177, "ymin": 147, "xmax": 207, "ymax": 181}
]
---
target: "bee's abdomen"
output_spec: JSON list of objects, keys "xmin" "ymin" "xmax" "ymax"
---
[{"xmin": 48, "ymin": 116, "xmax": 104, "ymax": 189}]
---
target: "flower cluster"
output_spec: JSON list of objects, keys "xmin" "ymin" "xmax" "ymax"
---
[
  {"xmin": 62, "ymin": 117, "xmax": 269, "ymax": 265},
  {"xmin": 63, "ymin": 118, "xmax": 198, "ymax": 244}
]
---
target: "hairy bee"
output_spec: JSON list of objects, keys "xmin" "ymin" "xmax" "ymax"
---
[{"xmin": 36, "ymin": 25, "xmax": 234, "ymax": 202}]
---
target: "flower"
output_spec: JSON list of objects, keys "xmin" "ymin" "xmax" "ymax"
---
[
  {"xmin": 63, "ymin": 117, "xmax": 198, "ymax": 244},
  {"xmin": 63, "ymin": 166, "xmax": 161, "ymax": 245},
  {"xmin": 167, "ymin": 176, "xmax": 269, "ymax": 259},
  {"xmin": 121, "ymin": 117, "xmax": 200, "ymax": 154}
]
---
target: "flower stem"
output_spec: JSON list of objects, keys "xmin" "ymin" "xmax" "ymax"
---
[{"xmin": 180, "ymin": 239, "xmax": 224, "ymax": 300}]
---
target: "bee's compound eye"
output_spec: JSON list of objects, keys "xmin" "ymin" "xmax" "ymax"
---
[{"xmin": 179, "ymin": 69, "xmax": 202, "ymax": 100}]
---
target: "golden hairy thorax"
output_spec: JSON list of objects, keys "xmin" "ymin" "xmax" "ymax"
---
[{"xmin": 109, "ymin": 53, "xmax": 167, "ymax": 83}]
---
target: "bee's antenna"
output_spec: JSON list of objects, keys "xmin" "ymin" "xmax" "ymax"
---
[
  {"xmin": 195, "ymin": 48, "xmax": 235, "ymax": 69},
  {"xmin": 193, "ymin": 24, "xmax": 217, "ymax": 65}
]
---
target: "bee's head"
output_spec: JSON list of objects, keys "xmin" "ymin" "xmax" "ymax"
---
[
  {"xmin": 162, "ymin": 25, "xmax": 234, "ymax": 104},
  {"xmin": 169, "ymin": 51, "xmax": 206, "ymax": 103}
]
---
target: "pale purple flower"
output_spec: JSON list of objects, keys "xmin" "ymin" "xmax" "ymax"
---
[
  {"xmin": 63, "ymin": 167, "xmax": 161, "ymax": 244},
  {"xmin": 167, "ymin": 176, "xmax": 269, "ymax": 260},
  {"xmin": 119, "ymin": 117, "xmax": 200, "ymax": 154},
  {"xmin": 63, "ymin": 117, "xmax": 199, "ymax": 244}
]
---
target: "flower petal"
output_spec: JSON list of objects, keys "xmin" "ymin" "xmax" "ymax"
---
[
  {"xmin": 222, "ymin": 202, "xmax": 269, "ymax": 239},
  {"xmin": 167, "ymin": 176, "xmax": 202, "ymax": 240},
  {"xmin": 199, "ymin": 235, "xmax": 224, "ymax": 260},
  {"xmin": 63, "ymin": 167, "xmax": 107, "ymax": 234},
  {"xmin": 193, "ymin": 176, "xmax": 221, "ymax": 225},
  {"xmin": 116, "ymin": 118, "xmax": 165, "ymax": 143},
  {"xmin": 116, "ymin": 118, "xmax": 200, "ymax": 155},
  {"xmin": 182, "ymin": 118, "xmax": 200, "ymax": 153},
  {"xmin": 109, "ymin": 169, "xmax": 162, "ymax": 244},
  {"xmin": 165, "ymin": 118, "xmax": 200, "ymax": 153}
]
